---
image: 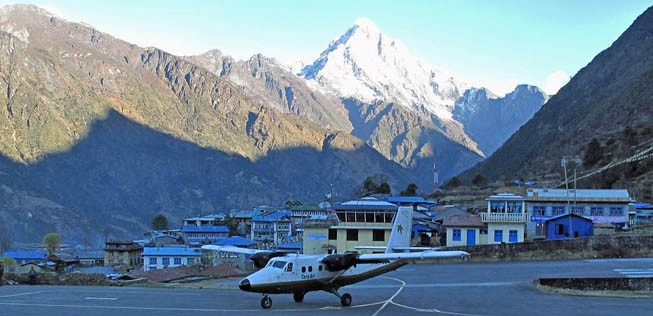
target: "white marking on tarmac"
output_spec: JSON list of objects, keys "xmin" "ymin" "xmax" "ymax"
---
[
  {"xmin": 0, "ymin": 291, "xmax": 49, "ymax": 298},
  {"xmin": 373, "ymin": 277, "xmax": 406, "ymax": 316},
  {"xmin": 371, "ymin": 277, "xmax": 489, "ymax": 316},
  {"xmin": 85, "ymin": 297, "xmax": 118, "ymax": 300},
  {"xmin": 614, "ymin": 268, "xmax": 653, "ymax": 278}
]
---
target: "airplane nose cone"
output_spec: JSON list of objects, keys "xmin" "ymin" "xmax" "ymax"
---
[{"xmin": 239, "ymin": 278, "xmax": 251, "ymax": 291}]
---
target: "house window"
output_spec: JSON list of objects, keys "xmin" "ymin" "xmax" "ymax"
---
[
  {"xmin": 174, "ymin": 258, "xmax": 182, "ymax": 265},
  {"xmin": 149, "ymin": 258, "xmax": 157, "ymax": 265},
  {"xmin": 494, "ymin": 230, "xmax": 503, "ymax": 242},
  {"xmin": 609, "ymin": 207, "xmax": 624, "ymax": 216},
  {"xmin": 552, "ymin": 206, "xmax": 566, "ymax": 216},
  {"xmin": 452, "ymin": 229, "xmax": 462, "ymax": 241},
  {"xmin": 346, "ymin": 229, "xmax": 359, "ymax": 241},
  {"xmin": 590, "ymin": 207, "xmax": 604, "ymax": 216},
  {"xmin": 480, "ymin": 228, "xmax": 488, "ymax": 235},
  {"xmin": 328, "ymin": 229, "xmax": 337, "ymax": 240},
  {"xmin": 507, "ymin": 202, "xmax": 522, "ymax": 213},
  {"xmin": 162, "ymin": 257, "xmax": 170, "ymax": 266},
  {"xmin": 187, "ymin": 258, "xmax": 195, "ymax": 265},
  {"xmin": 509, "ymin": 230, "xmax": 518, "ymax": 243},
  {"xmin": 490, "ymin": 202, "xmax": 505, "ymax": 213},
  {"xmin": 373, "ymin": 230, "xmax": 385, "ymax": 242},
  {"xmin": 571, "ymin": 206, "xmax": 585, "ymax": 216},
  {"xmin": 366, "ymin": 213, "xmax": 374, "ymax": 223},
  {"xmin": 533, "ymin": 206, "xmax": 546, "ymax": 216}
]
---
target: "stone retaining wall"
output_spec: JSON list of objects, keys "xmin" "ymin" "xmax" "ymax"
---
[
  {"xmin": 445, "ymin": 234, "xmax": 653, "ymax": 261},
  {"xmin": 538, "ymin": 277, "xmax": 653, "ymax": 291},
  {"xmin": 5, "ymin": 272, "xmax": 114, "ymax": 286}
]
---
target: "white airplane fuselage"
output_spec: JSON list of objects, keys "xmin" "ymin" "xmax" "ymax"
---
[{"xmin": 239, "ymin": 254, "xmax": 406, "ymax": 294}]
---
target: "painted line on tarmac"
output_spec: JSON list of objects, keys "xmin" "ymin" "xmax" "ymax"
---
[
  {"xmin": 373, "ymin": 277, "xmax": 406, "ymax": 316},
  {"xmin": 85, "ymin": 297, "xmax": 118, "ymax": 300},
  {"xmin": 0, "ymin": 290, "xmax": 49, "ymax": 298},
  {"xmin": 0, "ymin": 302, "xmax": 350, "ymax": 313},
  {"xmin": 350, "ymin": 281, "xmax": 519, "ymax": 289}
]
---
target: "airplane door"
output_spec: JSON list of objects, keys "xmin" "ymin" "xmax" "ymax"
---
[{"xmin": 466, "ymin": 229, "xmax": 476, "ymax": 246}]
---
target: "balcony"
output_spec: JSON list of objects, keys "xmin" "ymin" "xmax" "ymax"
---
[{"xmin": 481, "ymin": 213, "xmax": 529, "ymax": 223}]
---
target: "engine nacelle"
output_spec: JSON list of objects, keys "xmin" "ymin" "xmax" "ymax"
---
[{"xmin": 321, "ymin": 253, "xmax": 360, "ymax": 271}]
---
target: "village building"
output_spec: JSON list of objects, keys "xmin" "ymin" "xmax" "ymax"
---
[
  {"xmin": 2, "ymin": 250, "xmax": 47, "ymax": 265},
  {"xmin": 182, "ymin": 214, "xmax": 227, "ymax": 227},
  {"xmin": 525, "ymin": 188, "xmax": 630, "ymax": 240},
  {"xmin": 181, "ymin": 225, "xmax": 229, "ymax": 246},
  {"xmin": 482, "ymin": 193, "xmax": 528, "ymax": 243},
  {"xmin": 543, "ymin": 214, "xmax": 594, "ymax": 240},
  {"xmin": 142, "ymin": 247, "xmax": 203, "ymax": 272},
  {"xmin": 103, "ymin": 240, "xmax": 143, "ymax": 271},
  {"xmin": 442, "ymin": 214, "xmax": 486, "ymax": 247},
  {"xmin": 251, "ymin": 210, "xmax": 293, "ymax": 246}
]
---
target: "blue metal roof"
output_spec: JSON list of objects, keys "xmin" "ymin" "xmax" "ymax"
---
[
  {"xmin": 3, "ymin": 251, "xmax": 47, "ymax": 259},
  {"xmin": 142, "ymin": 247, "xmax": 203, "ymax": 256},
  {"xmin": 276, "ymin": 241, "xmax": 302, "ymax": 250},
  {"xmin": 386, "ymin": 196, "xmax": 436, "ymax": 205},
  {"xmin": 214, "ymin": 236, "xmax": 257, "ymax": 247},
  {"xmin": 180, "ymin": 225, "xmax": 229, "ymax": 233},
  {"xmin": 544, "ymin": 213, "xmax": 593, "ymax": 222},
  {"xmin": 252, "ymin": 210, "xmax": 292, "ymax": 222}
]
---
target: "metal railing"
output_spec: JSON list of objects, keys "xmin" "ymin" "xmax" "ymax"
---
[{"xmin": 481, "ymin": 213, "xmax": 530, "ymax": 222}]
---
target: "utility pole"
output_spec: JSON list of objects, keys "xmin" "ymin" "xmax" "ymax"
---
[{"xmin": 562, "ymin": 155, "xmax": 582, "ymax": 239}]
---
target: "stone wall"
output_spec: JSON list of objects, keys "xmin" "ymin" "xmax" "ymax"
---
[
  {"xmin": 5, "ymin": 272, "xmax": 113, "ymax": 286},
  {"xmin": 539, "ymin": 277, "xmax": 653, "ymax": 291},
  {"xmin": 445, "ymin": 234, "xmax": 653, "ymax": 261}
]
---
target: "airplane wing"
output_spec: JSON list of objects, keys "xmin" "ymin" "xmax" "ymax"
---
[
  {"xmin": 201, "ymin": 245, "xmax": 268, "ymax": 255},
  {"xmin": 358, "ymin": 250, "xmax": 469, "ymax": 262}
]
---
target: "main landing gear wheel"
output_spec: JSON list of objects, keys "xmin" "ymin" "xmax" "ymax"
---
[
  {"xmin": 293, "ymin": 291, "xmax": 305, "ymax": 303},
  {"xmin": 340, "ymin": 293, "xmax": 352, "ymax": 306},
  {"xmin": 261, "ymin": 295, "xmax": 272, "ymax": 309}
]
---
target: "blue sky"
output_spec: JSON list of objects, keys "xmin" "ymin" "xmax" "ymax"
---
[{"xmin": 1, "ymin": 0, "xmax": 651, "ymax": 95}]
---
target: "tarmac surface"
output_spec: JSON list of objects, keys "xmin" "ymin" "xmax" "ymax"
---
[{"xmin": 1, "ymin": 258, "xmax": 653, "ymax": 315}]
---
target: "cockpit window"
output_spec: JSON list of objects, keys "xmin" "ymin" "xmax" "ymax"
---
[{"xmin": 271, "ymin": 260, "xmax": 287, "ymax": 269}]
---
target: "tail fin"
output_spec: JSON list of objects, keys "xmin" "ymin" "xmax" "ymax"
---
[{"xmin": 385, "ymin": 205, "xmax": 413, "ymax": 253}]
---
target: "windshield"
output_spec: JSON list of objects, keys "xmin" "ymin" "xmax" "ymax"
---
[{"xmin": 271, "ymin": 260, "xmax": 287, "ymax": 269}]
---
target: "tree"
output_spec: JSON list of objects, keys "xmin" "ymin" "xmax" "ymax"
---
[
  {"xmin": 400, "ymin": 183, "xmax": 418, "ymax": 196},
  {"xmin": 354, "ymin": 174, "xmax": 392, "ymax": 197},
  {"xmin": 472, "ymin": 174, "xmax": 488, "ymax": 187},
  {"xmin": 152, "ymin": 214, "xmax": 169, "ymax": 231},
  {"xmin": 43, "ymin": 233, "xmax": 61, "ymax": 256},
  {"xmin": 583, "ymin": 138, "xmax": 603, "ymax": 168},
  {"xmin": 443, "ymin": 177, "xmax": 462, "ymax": 189}
]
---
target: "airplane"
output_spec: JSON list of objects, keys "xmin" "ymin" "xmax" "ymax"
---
[{"xmin": 202, "ymin": 205, "xmax": 470, "ymax": 309}]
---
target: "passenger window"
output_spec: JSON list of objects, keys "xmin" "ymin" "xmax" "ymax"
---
[
  {"xmin": 308, "ymin": 266, "xmax": 313, "ymax": 272},
  {"xmin": 302, "ymin": 266, "xmax": 306, "ymax": 273},
  {"xmin": 318, "ymin": 265, "xmax": 323, "ymax": 271}
]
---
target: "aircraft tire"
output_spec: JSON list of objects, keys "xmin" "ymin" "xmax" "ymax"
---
[
  {"xmin": 261, "ymin": 295, "xmax": 272, "ymax": 309},
  {"xmin": 293, "ymin": 291, "xmax": 305, "ymax": 303},
  {"xmin": 340, "ymin": 293, "xmax": 352, "ymax": 306}
]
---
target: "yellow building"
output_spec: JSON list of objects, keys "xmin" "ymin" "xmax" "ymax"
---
[{"xmin": 302, "ymin": 198, "xmax": 398, "ymax": 254}]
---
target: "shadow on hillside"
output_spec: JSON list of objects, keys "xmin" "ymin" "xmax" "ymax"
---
[{"xmin": 0, "ymin": 109, "xmax": 415, "ymax": 243}]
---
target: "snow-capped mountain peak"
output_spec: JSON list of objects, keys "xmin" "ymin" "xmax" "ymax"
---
[{"xmin": 300, "ymin": 17, "xmax": 466, "ymax": 121}]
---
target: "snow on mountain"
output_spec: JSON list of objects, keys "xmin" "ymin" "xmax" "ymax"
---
[{"xmin": 300, "ymin": 17, "xmax": 466, "ymax": 121}]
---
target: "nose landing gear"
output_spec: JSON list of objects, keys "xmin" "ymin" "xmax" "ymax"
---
[{"xmin": 260, "ymin": 295, "xmax": 272, "ymax": 309}]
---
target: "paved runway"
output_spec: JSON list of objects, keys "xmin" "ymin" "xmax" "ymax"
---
[{"xmin": 1, "ymin": 258, "xmax": 653, "ymax": 315}]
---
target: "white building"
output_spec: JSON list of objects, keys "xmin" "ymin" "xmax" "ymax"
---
[
  {"xmin": 142, "ymin": 247, "xmax": 203, "ymax": 272},
  {"xmin": 482, "ymin": 193, "xmax": 528, "ymax": 243}
]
